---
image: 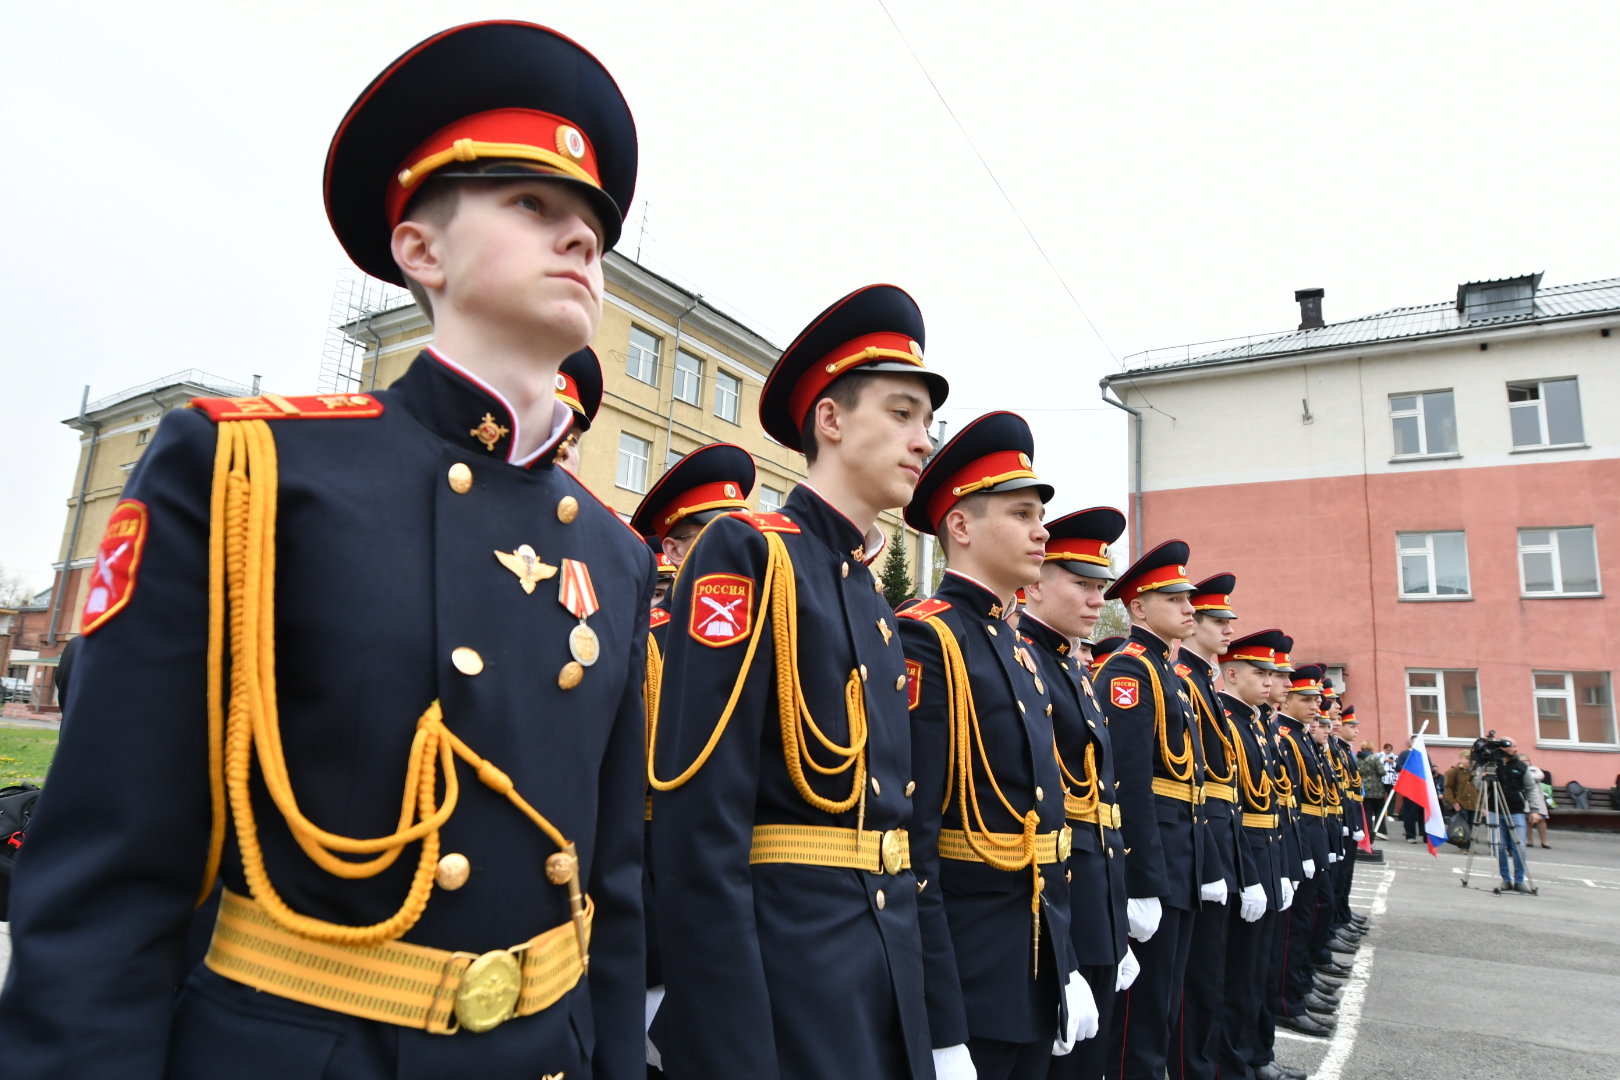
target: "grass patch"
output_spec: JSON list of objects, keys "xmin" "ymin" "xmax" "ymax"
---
[{"xmin": 0, "ymin": 728, "xmax": 59, "ymax": 782}]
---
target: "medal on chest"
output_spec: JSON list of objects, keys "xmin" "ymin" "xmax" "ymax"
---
[{"xmin": 559, "ymin": 558, "xmax": 600, "ymax": 681}]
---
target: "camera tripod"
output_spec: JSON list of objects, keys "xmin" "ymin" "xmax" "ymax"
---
[{"xmin": 1459, "ymin": 769, "xmax": 1539, "ymax": 896}]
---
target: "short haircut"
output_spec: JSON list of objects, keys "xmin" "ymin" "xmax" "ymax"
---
[
  {"xmin": 799, "ymin": 370, "xmax": 879, "ymax": 466},
  {"xmin": 394, "ymin": 177, "xmax": 464, "ymax": 324},
  {"xmin": 936, "ymin": 491, "xmax": 992, "ymax": 562}
]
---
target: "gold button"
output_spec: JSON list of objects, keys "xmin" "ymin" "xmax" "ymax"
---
[
  {"xmin": 1108, "ymin": 847, "xmax": 1115, "ymax": 858},
  {"xmin": 875, "ymin": 889, "xmax": 886, "ymax": 910},
  {"xmin": 447, "ymin": 463, "xmax": 473, "ymax": 494},
  {"xmin": 905, "ymin": 780, "xmax": 916, "ymax": 797},
  {"xmin": 860, "ymin": 664, "xmax": 869, "ymax": 681},
  {"xmin": 1067, "ymin": 869, "xmax": 1073, "ymax": 882},
  {"xmin": 1046, "ymin": 704, "xmax": 1053, "ymax": 716},
  {"xmin": 842, "ymin": 562, "xmax": 849, "ymax": 578},
  {"xmin": 451, "ymin": 647, "xmax": 484, "ymax": 675},
  {"xmin": 558, "ymin": 661, "xmax": 583, "ymax": 689},
  {"xmin": 895, "ymin": 675, "xmax": 906, "ymax": 691},
  {"xmin": 987, "ymin": 625, "xmax": 998, "ymax": 636},
  {"xmin": 436, "ymin": 852, "xmax": 470, "ymax": 890},
  {"xmin": 557, "ymin": 495, "xmax": 579, "ymax": 523},
  {"xmin": 871, "ymin": 776, "xmax": 882, "ymax": 796},
  {"xmin": 874, "ymin": 578, "xmax": 883, "ymax": 593},
  {"xmin": 1036, "ymin": 786, "xmax": 1045, "ymax": 801},
  {"xmin": 1017, "ymin": 700, "xmax": 1026, "ymax": 714}
]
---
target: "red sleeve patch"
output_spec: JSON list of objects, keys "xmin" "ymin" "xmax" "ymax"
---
[
  {"xmin": 689, "ymin": 573, "xmax": 754, "ymax": 647},
  {"xmin": 897, "ymin": 597, "xmax": 952, "ymax": 621},
  {"xmin": 649, "ymin": 608, "xmax": 671, "ymax": 629},
  {"xmin": 725, "ymin": 511, "xmax": 800, "ymax": 534},
  {"xmin": 906, "ymin": 659, "xmax": 923, "ymax": 711},
  {"xmin": 81, "ymin": 500, "xmax": 149, "ymax": 635},
  {"xmin": 1110, "ymin": 677, "xmax": 1141, "ymax": 708}
]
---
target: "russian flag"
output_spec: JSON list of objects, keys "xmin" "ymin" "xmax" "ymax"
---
[{"xmin": 1393, "ymin": 734, "xmax": 1447, "ymax": 855}]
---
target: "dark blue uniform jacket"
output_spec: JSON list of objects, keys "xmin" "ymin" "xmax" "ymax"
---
[
  {"xmin": 1278, "ymin": 717, "xmax": 1331, "ymax": 870},
  {"xmin": 0, "ymin": 352, "xmax": 654, "ymax": 1080},
  {"xmin": 1021, "ymin": 614, "xmax": 1127, "ymax": 969},
  {"xmin": 900, "ymin": 572, "xmax": 1075, "ymax": 1048},
  {"xmin": 1220, "ymin": 693, "xmax": 1284, "ymax": 910},
  {"xmin": 1179, "ymin": 650, "xmax": 1258, "ymax": 894},
  {"xmin": 649, "ymin": 487, "xmax": 930, "ymax": 1080}
]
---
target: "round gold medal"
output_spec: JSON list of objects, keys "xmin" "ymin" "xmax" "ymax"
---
[{"xmin": 569, "ymin": 622, "xmax": 600, "ymax": 666}]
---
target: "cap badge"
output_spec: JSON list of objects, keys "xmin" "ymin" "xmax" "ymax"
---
[
  {"xmin": 495, "ymin": 544, "xmax": 558, "ymax": 594},
  {"xmin": 1177, "ymin": 565, "xmax": 1187, "ymax": 575},
  {"xmin": 1018, "ymin": 453, "xmax": 1031, "ymax": 468},
  {"xmin": 909, "ymin": 340, "xmax": 922, "ymax": 357},
  {"xmin": 1098, "ymin": 543, "xmax": 1109, "ymax": 558},
  {"xmin": 555, "ymin": 373, "xmax": 568, "ymax": 390},
  {"xmin": 556, "ymin": 125, "xmax": 587, "ymax": 161},
  {"xmin": 725, "ymin": 483, "xmax": 738, "ymax": 498},
  {"xmin": 470, "ymin": 413, "xmax": 510, "ymax": 452}
]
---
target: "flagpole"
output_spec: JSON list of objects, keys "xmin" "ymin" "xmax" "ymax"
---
[{"xmin": 1371, "ymin": 719, "xmax": 1430, "ymax": 835}]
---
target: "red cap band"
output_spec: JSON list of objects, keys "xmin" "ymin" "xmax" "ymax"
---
[
  {"xmin": 1221, "ymin": 644, "xmax": 1274, "ymax": 665},
  {"xmin": 1045, "ymin": 537, "xmax": 1112, "ymax": 566},
  {"xmin": 654, "ymin": 480, "xmax": 750, "ymax": 539},
  {"xmin": 786, "ymin": 331, "xmax": 925, "ymax": 434},
  {"xmin": 555, "ymin": 369, "xmax": 584, "ymax": 417},
  {"xmin": 1117, "ymin": 561, "xmax": 1191, "ymax": 598},
  {"xmin": 924, "ymin": 448, "xmax": 1038, "ymax": 528}
]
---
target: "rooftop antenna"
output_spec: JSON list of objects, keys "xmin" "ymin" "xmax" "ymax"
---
[{"xmin": 635, "ymin": 201, "xmax": 652, "ymax": 264}]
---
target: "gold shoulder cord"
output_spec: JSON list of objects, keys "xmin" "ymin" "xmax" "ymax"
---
[
  {"xmin": 197, "ymin": 420, "xmax": 589, "ymax": 965},
  {"xmin": 1233, "ymin": 717, "xmax": 1273, "ymax": 811},
  {"xmin": 644, "ymin": 633, "xmax": 663, "ymax": 764},
  {"xmin": 647, "ymin": 531, "xmax": 869, "ymax": 827},
  {"xmin": 1185, "ymin": 681, "xmax": 1236, "ymax": 784},
  {"xmin": 1055, "ymin": 737, "xmax": 1100, "ymax": 819},
  {"xmin": 1284, "ymin": 734, "xmax": 1325, "ymax": 806},
  {"xmin": 1095, "ymin": 651, "xmax": 1195, "ymax": 783},
  {"xmin": 923, "ymin": 615, "xmax": 1045, "ymax": 975}
]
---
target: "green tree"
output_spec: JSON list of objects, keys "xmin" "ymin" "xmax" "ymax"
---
[
  {"xmin": 1092, "ymin": 598, "xmax": 1131, "ymax": 641},
  {"xmin": 880, "ymin": 526, "xmax": 916, "ymax": 608}
]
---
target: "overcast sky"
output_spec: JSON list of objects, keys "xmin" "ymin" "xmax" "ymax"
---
[{"xmin": 3, "ymin": 1, "xmax": 1617, "ymax": 592}]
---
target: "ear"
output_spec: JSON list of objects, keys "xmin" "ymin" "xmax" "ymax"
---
[
  {"xmin": 661, "ymin": 535, "xmax": 681, "ymax": 561},
  {"xmin": 1023, "ymin": 577, "xmax": 1046, "ymax": 603},
  {"xmin": 812, "ymin": 397, "xmax": 845, "ymax": 452},
  {"xmin": 943, "ymin": 506, "xmax": 974, "ymax": 551},
  {"xmin": 391, "ymin": 220, "xmax": 446, "ymax": 292},
  {"xmin": 1127, "ymin": 595, "xmax": 1146, "ymax": 622}
]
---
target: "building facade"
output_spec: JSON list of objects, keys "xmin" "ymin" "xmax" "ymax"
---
[{"xmin": 1103, "ymin": 275, "xmax": 1620, "ymax": 783}]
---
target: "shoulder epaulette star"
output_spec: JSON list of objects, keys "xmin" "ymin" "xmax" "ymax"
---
[
  {"xmin": 189, "ymin": 393, "xmax": 385, "ymax": 421},
  {"xmin": 897, "ymin": 597, "xmax": 952, "ymax": 621},
  {"xmin": 726, "ymin": 511, "xmax": 800, "ymax": 534}
]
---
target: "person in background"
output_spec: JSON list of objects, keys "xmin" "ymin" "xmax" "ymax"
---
[
  {"xmin": 1443, "ymin": 750, "xmax": 1479, "ymax": 849},
  {"xmin": 1395, "ymin": 737, "xmax": 1424, "ymax": 843},
  {"xmin": 1356, "ymin": 742, "xmax": 1387, "ymax": 837},
  {"xmin": 1379, "ymin": 744, "xmax": 1398, "ymax": 788},
  {"xmin": 1489, "ymin": 751, "xmax": 1533, "ymax": 893},
  {"xmin": 1524, "ymin": 757, "xmax": 1550, "ymax": 849}
]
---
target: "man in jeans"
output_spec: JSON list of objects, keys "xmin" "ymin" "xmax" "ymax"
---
[{"xmin": 1488, "ymin": 749, "xmax": 1533, "ymax": 893}]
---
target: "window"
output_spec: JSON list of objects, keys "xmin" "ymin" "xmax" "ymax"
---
[
  {"xmin": 759, "ymin": 485, "xmax": 784, "ymax": 514},
  {"xmin": 137, "ymin": 429, "xmax": 150, "ymax": 445},
  {"xmin": 1397, "ymin": 531, "xmax": 1470, "ymax": 598},
  {"xmin": 1406, "ymin": 669, "xmax": 1482, "ymax": 740},
  {"xmin": 627, "ymin": 326, "xmax": 660, "ymax": 387},
  {"xmin": 673, "ymin": 350, "xmax": 701, "ymax": 405},
  {"xmin": 666, "ymin": 449, "xmax": 685, "ymax": 469},
  {"xmin": 1460, "ymin": 279, "xmax": 1535, "ymax": 321},
  {"xmin": 1533, "ymin": 671, "xmax": 1617, "ymax": 746},
  {"xmin": 616, "ymin": 432, "xmax": 651, "ymax": 492},
  {"xmin": 1507, "ymin": 378, "xmax": 1584, "ymax": 448},
  {"xmin": 714, "ymin": 369, "xmax": 741, "ymax": 424},
  {"xmin": 1389, "ymin": 391, "xmax": 1458, "ymax": 456},
  {"xmin": 1518, "ymin": 527, "xmax": 1600, "ymax": 596}
]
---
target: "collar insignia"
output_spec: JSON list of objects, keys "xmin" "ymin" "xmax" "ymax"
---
[{"xmin": 471, "ymin": 412, "xmax": 510, "ymax": 452}]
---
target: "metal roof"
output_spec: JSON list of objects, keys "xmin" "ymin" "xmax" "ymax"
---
[
  {"xmin": 82, "ymin": 370, "xmax": 254, "ymax": 416},
  {"xmin": 1117, "ymin": 276, "xmax": 1620, "ymax": 375}
]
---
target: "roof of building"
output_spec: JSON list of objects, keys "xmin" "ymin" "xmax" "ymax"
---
[
  {"xmin": 1114, "ymin": 275, "xmax": 1620, "ymax": 377},
  {"xmin": 82, "ymin": 370, "xmax": 254, "ymax": 416}
]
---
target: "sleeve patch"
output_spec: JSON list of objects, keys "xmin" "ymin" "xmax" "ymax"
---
[
  {"xmin": 897, "ymin": 597, "xmax": 952, "ymax": 621},
  {"xmin": 906, "ymin": 659, "xmax": 923, "ymax": 711},
  {"xmin": 1110, "ymin": 677, "xmax": 1141, "ymax": 708},
  {"xmin": 649, "ymin": 608, "xmax": 671, "ymax": 629},
  {"xmin": 689, "ymin": 573, "xmax": 754, "ymax": 647},
  {"xmin": 80, "ymin": 500, "xmax": 149, "ymax": 635}
]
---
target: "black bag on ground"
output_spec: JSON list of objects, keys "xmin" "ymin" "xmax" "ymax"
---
[
  {"xmin": 0, "ymin": 782, "xmax": 42, "ymax": 921},
  {"xmin": 1446, "ymin": 811, "xmax": 1471, "ymax": 848}
]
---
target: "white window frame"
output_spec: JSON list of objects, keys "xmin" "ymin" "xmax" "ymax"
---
[
  {"xmin": 1389, "ymin": 390, "xmax": 1458, "ymax": 458},
  {"xmin": 713, "ymin": 368, "xmax": 741, "ymax": 424},
  {"xmin": 1405, "ymin": 668, "xmax": 1482, "ymax": 743},
  {"xmin": 758, "ymin": 484, "xmax": 784, "ymax": 514},
  {"xmin": 1396, "ymin": 531, "xmax": 1471, "ymax": 600},
  {"xmin": 1507, "ymin": 377, "xmax": 1585, "ymax": 450},
  {"xmin": 1517, "ymin": 527, "xmax": 1601, "ymax": 597},
  {"xmin": 616, "ymin": 432, "xmax": 651, "ymax": 493},
  {"xmin": 626, "ymin": 326, "xmax": 660, "ymax": 388},
  {"xmin": 673, "ymin": 350, "xmax": 701, "ymax": 406},
  {"xmin": 1533, "ymin": 671, "xmax": 1619, "ymax": 749}
]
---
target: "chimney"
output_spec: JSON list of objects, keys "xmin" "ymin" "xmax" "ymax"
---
[{"xmin": 1295, "ymin": 288, "xmax": 1324, "ymax": 330}]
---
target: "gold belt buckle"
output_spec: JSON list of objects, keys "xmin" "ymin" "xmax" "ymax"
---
[
  {"xmin": 455, "ymin": 948, "xmax": 523, "ymax": 1033},
  {"xmin": 1056, "ymin": 825, "xmax": 1072, "ymax": 862},
  {"xmin": 880, "ymin": 829, "xmax": 905, "ymax": 875}
]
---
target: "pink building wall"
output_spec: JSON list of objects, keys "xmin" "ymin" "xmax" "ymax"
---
[{"xmin": 1141, "ymin": 455, "xmax": 1620, "ymax": 786}]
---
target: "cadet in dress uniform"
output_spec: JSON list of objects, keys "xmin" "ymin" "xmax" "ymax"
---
[
  {"xmin": 1095, "ymin": 541, "xmax": 1206, "ymax": 1080},
  {"xmin": 1324, "ymin": 699, "xmax": 1365, "ymax": 943},
  {"xmin": 1210, "ymin": 630, "xmax": 1292, "ymax": 1080},
  {"xmin": 649, "ymin": 286, "xmax": 947, "ymax": 1080},
  {"xmin": 628, "ymin": 442, "xmax": 755, "ymax": 1028},
  {"xmin": 1017, "ymin": 508, "xmax": 1134, "ymax": 1080},
  {"xmin": 1307, "ymin": 691, "xmax": 1350, "ymax": 976},
  {"xmin": 1171, "ymin": 576, "xmax": 1263, "ymax": 1080},
  {"xmin": 900, "ymin": 412, "xmax": 1087, "ymax": 1080},
  {"xmin": 0, "ymin": 21, "xmax": 653, "ymax": 1080},
  {"xmin": 555, "ymin": 345, "xmax": 605, "ymax": 473},
  {"xmin": 1276, "ymin": 666, "xmax": 1340, "ymax": 1036},
  {"xmin": 1334, "ymin": 710, "xmax": 1369, "ymax": 934}
]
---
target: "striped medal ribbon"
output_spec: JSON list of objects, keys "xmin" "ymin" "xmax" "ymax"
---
[{"xmin": 559, "ymin": 559, "xmax": 600, "ymax": 667}]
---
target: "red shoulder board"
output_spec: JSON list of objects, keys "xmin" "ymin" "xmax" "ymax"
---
[
  {"xmin": 897, "ymin": 598, "xmax": 952, "ymax": 621},
  {"xmin": 649, "ymin": 608, "xmax": 671, "ymax": 629},
  {"xmin": 189, "ymin": 392, "xmax": 384, "ymax": 421},
  {"xmin": 1121, "ymin": 642, "xmax": 1148, "ymax": 658},
  {"xmin": 1173, "ymin": 663, "xmax": 1192, "ymax": 678},
  {"xmin": 725, "ymin": 511, "xmax": 800, "ymax": 534}
]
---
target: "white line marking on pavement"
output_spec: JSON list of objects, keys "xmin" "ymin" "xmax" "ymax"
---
[
  {"xmin": 1584, "ymin": 879, "xmax": 1596, "ymax": 887},
  {"xmin": 1369, "ymin": 864, "xmax": 1394, "ymax": 918},
  {"xmin": 1311, "ymin": 945, "xmax": 1374, "ymax": 1080}
]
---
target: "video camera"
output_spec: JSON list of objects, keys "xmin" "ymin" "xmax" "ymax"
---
[{"xmin": 1470, "ymin": 732, "xmax": 1514, "ymax": 769}]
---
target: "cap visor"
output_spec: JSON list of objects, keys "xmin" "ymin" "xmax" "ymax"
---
[
  {"xmin": 859, "ymin": 362, "xmax": 950, "ymax": 410},
  {"xmin": 1054, "ymin": 561, "xmax": 1114, "ymax": 580},
  {"xmin": 1153, "ymin": 581, "xmax": 1198, "ymax": 594}
]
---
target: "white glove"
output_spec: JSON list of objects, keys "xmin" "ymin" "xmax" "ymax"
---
[
  {"xmin": 933, "ymin": 1044, "xmax": 977, "ymax": 1080},
  {"xmin": 1342, "ymin": 826, "xmax": 1350, "ymax": 836},
  {"xmin": 1328, "ymin": 852, "xmax": 1339, "ymax": 864},
  {"xmin": 1126, "ymin": 897, "xmax": 1162, "ymax": 941},
  {"xmin": 1239, "ymin": 883, "xmax": 1266, "ymax": 922},
  {"xmin": 1353, "ymin": 830, "xmax": 1365, "ymax": 841},
  {"xmin": 1302, "ymin": 859, "xmax": 1316, "ymax": 879},
  {"xmin": 645, "ymin": 985, "xmax": 666, "ymax": 1069},
  {"xmin": 1200, "ymin": 880, "xmax": 1228, "ymax": 904},
  {"xmin": 1053, "ymin": 969, "xmax": 1100, "ymax": 1054},
  {"xmin": 1116, "ymin": 946, "xmax": 1140, "ymax": 991},
  {"xmin": 1278, "ymin": 877, "xmax": 1294, "ymax": 911}
]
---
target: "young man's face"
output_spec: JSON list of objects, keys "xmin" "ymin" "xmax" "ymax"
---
[
  {"xmin": 946, "ymin": 490, "xmax": 1049, "ymax": 591},
  {"xmin": 1223, "ymin": 661, "xmax": 1270, "ymax": 707},
  {"xmin": 397, "ymin": 178, "xmax": 604, "ymax": 358},
  {"xmin": 1130, "ymin": 588, "xmax": 1196, "ymax": 644},
  {"xmin": 814, "ymin": 374, "xmax": 934, "ymax": 511},
  {"xmin": 1267, "ymin": 671, "xmax": 1290, "ymax": 707},
  {"xmin": 1310, "ymin": 719, "xmax": 1332, "ymax": 746},
  {"xmin": 1281, "ymin": 692, "xmax": 1319, "ymax": 722},
  {"xmin": 1023, "ymin": 563, "xmax": 1107, "ymax": 639},
  {"xmin": 1189, "ymin": 613, "xmax": 1231, "ymax": 658}
]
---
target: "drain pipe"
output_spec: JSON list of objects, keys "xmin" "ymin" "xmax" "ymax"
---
[
  {"xmin": 661, "ymin": 295, "xmax": 702, "ymax": 475},
  {"xmin": 49, "ymin": 385, "xmax": 100, "ymax": 644},
  {"xmin": 1099, "ymin": 378, "xmax": 1143, "ymax": 560}
]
